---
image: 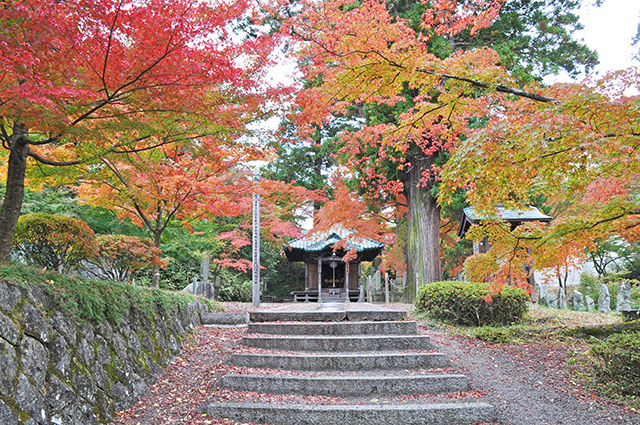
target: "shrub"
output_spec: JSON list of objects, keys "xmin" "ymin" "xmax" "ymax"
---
[
  {"xmin": 218, "ymin": 279, "xmax": 252, "ymax": 302},
  {"xmin": 587, "ymin": 331, "xmax": 640, "ymax": 397},
  {"xmin": 85, "ymin": 235, "xmax": 165, "ymax": 282},
  {"xmin": 473, "ymin": 326, "xmax": 513, "ymax": 343},
  {"xmin": 13, "ymin": 213, "xmax": 98, "ymax": 273},
  {"xmin": 415, "ymin": 281, "xmax": 529, "ymax": 326}
]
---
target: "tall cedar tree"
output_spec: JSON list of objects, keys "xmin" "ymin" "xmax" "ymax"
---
[{"xmin": 277, "ymin": 0, "xmax": 596, "ymax": 299}]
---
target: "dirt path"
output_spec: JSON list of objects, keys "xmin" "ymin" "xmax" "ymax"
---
[
  {"xmin": 112, "ymin": 308, "xmax": 640, "ymax": 425},
  {"xmin": 423, "ymin": 327, "xmax": 640, "ymax": 425}
]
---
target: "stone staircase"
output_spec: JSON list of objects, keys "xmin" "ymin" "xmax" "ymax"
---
[{"xmin": 206, "ymin": 308, "xmax": 495, "ymax": 425}]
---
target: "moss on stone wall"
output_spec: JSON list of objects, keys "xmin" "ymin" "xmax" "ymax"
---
[{"xmin": 0, "ymin": 264, "xmax": 214, "ymax": 424}]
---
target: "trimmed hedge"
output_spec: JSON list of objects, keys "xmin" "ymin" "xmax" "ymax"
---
[
  {"xmin": 588, "ymin": 331, "xmax": 640, "ymax": 397},
  {"xmin": 415, "ymin": 281, "xmax": 529, "ymax": 326}
]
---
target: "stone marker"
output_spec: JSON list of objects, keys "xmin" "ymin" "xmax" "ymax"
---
[
  {"xmin": 546, "ymin": 292, "xmax": 557, "ymax": 309},
  {"xmin": 539, "ymin": 285, "xmax": 548, "ymax": 306},
  {"xmin": 598, "ymin": 284, "xmax": 611, "ymax": 313},
  {"xmin": 533, "ymin": 281, "xmax": 541, "ymax": 303},
  {"xmin": 617, "ymin": 281, "xmax": 632, "ymax": 314},
  {"xmin": 585, "ymin": 295, "xmax": 595, "ymax": 312},
  {"xmin": 558, "ymin": 290, "xmax": 567, "ymax": 309},
  {"xmin": 573, "ymin": 290, "xmax": 584, "ymax": 311}
]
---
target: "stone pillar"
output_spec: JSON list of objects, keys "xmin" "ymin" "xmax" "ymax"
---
[
  {"xmin": 573, "ymin": 290, "xmax": 584, "ymax": 311},
  {"xmin": 598, "ymin": 284, "xmax": 611, "ymax": 313},
  {"xmin": 585, "ymin": 295, "xmax": 595, "ymax": 312},
  {"xmin": 617, "ymin": 281, "xmax": 632, "ymax": 313},
  {"xmin": 317, "ymin": 257, "xmax": 323, "ymax": 303}
]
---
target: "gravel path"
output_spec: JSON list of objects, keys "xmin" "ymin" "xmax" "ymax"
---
[{"xmin": 422, "ymin": 327, "xmax": 640, "ymax": 425}]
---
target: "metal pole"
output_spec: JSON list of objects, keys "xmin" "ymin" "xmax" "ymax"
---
[{"xmin": 252, "ymin": 167, "xmax": 261, "ymax": 307}]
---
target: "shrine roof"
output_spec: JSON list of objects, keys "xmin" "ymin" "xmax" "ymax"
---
[
  {"xmin": 458, "ymin": 205, "xmax": 552, "ymax": 238},
  {"xmin": 284, "ymin": 227, "xmax": 385, "ymax": 262}
]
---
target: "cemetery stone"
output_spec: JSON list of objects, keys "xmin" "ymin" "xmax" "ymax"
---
[
  {"xmin": 598, "ymin": 284, "xmax": 611, "ymax": 313},
  {"xmin": 585, "ymin": 295, "xmax": 595, "ymax": 312},
  {"xmin": 573, "ymin": 290, "xmax": 584, "ymax": 311}
]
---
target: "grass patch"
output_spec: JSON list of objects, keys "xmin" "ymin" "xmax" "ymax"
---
[
  {"xmin": 415, "ymin": 306, "xmax": 624, "ymax": 343},
  {"xmin": 414, "ymin": 305, "xmax": 640, "ymax": 411},
  {"xmin": 0, "ymin": 262, "xmax": 221, "ymax": 325}
]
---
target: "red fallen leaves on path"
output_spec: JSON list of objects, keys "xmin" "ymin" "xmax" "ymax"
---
[{"xmin": 113, "ymin": 325, "xmax": 486, "ymax": 424}]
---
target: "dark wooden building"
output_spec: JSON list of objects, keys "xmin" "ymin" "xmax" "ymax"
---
[{"xmin": 284, "ymin": 229, "xmax": 384, "ymax": 302}]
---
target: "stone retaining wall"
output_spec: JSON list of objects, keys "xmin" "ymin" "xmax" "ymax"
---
[{"xmin": 0, "ymin": 279, "xmax": 208, "ymax": 424}]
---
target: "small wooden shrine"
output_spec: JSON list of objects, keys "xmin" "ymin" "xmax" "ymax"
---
[
  {"xmin": 457, "ymin": 205, "xmax": 552, "ymax": 253},
  {"xmin": 284, "ymin": 228, "xmax": 385, "ymax": 302}
]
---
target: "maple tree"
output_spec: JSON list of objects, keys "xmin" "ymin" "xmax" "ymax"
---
[
  {"xmin": 0, "ymin": 0, "xmax": 280, "ymax": 261},
  {"xmin": 87, "ymin": 234, "xmax": 164, "ymax": 283},
  {"xmin": 441, "ymin": 68, "xmax": 640, "ymax": 291},
  {"xmin": 276, "ymin": 0, "xmax": 596, "ymax": 299},
  {"xmin": 75, "ymin": 140, "xmax": 316, "ymax": 287}
]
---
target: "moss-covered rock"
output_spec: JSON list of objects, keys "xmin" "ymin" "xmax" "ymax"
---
[{"xmin": 0, "ymin": 264, "xmax": 212, "ymax": 424}]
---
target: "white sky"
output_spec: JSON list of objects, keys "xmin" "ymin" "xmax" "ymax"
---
[{"xmin": 560, "ymin": 0, "xmax": 639, "ymax": 81}]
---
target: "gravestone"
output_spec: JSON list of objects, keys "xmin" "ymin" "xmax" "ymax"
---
[
  {"xmin": 598, "ymin": 284, "xmax": 611, "ymax": 313},
  {"xmin": 585, "ymin": 295, "xmax": 595, "ymax": 312},
  {"xmin": 213, "ymin": 275, "xmax": 222, "ymax": 301},
  {"xmin": 558, "ymin": 290, "xmax": 567, "ymax": 309},
  {"xmin": 617, "ymin": 281, "xmax": 632, "ymax": 314},
  {"xmin": 539, "ymin": 285, "xmax": 548, "ymax": 306},
  {"xmin": 533, "ymin": 281, "xmax": 541, "ymax": 303},
  {"xmin": 546, "ymin": 292, "xmax": 557, "ymax": 309},
  {"xmin": 573, "ymin": 290, "xmax": 584, "ymax": 311}
]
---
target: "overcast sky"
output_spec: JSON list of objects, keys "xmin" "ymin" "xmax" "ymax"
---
[{"xmin": 570, "ymin": 0, "xmax": 639, "ymax": 79}]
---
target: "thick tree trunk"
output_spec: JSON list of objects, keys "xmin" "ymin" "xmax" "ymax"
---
[
  {"xmin": 0, "ymin": 124, "xmax": 30, "ymax": 261},
  {"xmin": 401, "ymin": 150, "xmax": 442, "ymax": 302}
]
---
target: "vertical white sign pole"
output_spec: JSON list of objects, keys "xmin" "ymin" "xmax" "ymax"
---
[{"xmin": 252, "ymin": 167, "xmax": 261, "ymax": 307}]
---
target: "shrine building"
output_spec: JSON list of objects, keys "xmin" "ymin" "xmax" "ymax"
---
[{"xmin": 284, "ymin": 228, "xmax": 385, "ymax": 302}]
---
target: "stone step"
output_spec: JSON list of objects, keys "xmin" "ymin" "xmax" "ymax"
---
[
  {"xmin": 229, "ymin": 352, "xmax": 449, "ymax": 371},
  {"xmin": 221, "ymin": 373, "xmax": 469, "ymax": 396},
  {"xmin": 249, "ymin": 309, "xmax": 406, "ymax": 323},
  {"xmin": 200, "ymin": 312, "xmax": 249, "ymax": 326},
  {"xmin": 246, "ymin": 320, "xmax": 418, "ymax": 336},
  {"xmin": 206, "ymin": 401, "xmax": 495, "ymax": 425},
  {"xmin": 241, "ymin": 334, "xmax": 432, "ymax": 351}
]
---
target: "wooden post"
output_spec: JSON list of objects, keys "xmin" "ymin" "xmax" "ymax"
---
[
  {"xmin": 357, "ymin": 262, "xmax": 362, "ymax": 302},
  {"xmin": 252, "ymin": 167, "xmax": 261, "ymax": 307},
  {"xmin": 317, "ymin": 257, "xmax": 323, "ymax": 303},
  {"xmin": 344, "ymin": 261, "xmax": 350, "ymax": 303},
  {"xmin": 305, "ymin": 262, "xmax": 309, "ymax": 291}
]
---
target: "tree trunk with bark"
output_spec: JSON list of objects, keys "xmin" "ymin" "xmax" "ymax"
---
[
  {"xmin": 0, "ymin": 124, "xmax": 30, "ymax": 261},
  {"xmin": 151, "ymin": 213, "xmax": 163, "ymax": 288},
  {"xmin": 401, "ymin": 149, "xmax": 442, "ymax": 302}
]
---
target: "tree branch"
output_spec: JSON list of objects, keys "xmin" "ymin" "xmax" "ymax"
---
[{"xmin": 27, "ymin": 151, "xmax": 83, "ymax": 166}]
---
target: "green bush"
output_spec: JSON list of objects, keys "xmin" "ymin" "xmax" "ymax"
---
[
  {"xmin": 587, "ymin": 331, "xmax": 640, "ymax": 397},
  {"xmin": 218, "ymin": 279, "xmax": 252, "ymax": 302},
  {"xmin": 415, "ymin": 281, "xmax": 529, "ymax": 326},
  {"xmin": 0, "ymin": 262, "xmax": 220, "ymax": 325},
  {"xmin": 473, "ymin": 326, "xmax": 513, "ymax": 343},
  {"xmin": 13, "ymin": 213, "xmax": 98, "ymax": 273}
]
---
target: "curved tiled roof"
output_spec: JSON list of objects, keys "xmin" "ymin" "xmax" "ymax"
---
[{"xmin": 284, "ymin": 227, "xmax": 385, "ymax": 262}]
